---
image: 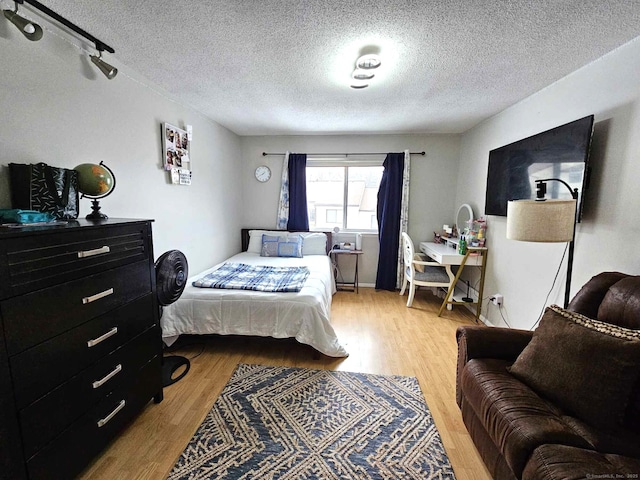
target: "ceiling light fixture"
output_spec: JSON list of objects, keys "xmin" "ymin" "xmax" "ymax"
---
[
  {"xmin": 350, "ymin": 52, "xmax": 381, "ymax": 90},
  {"xmin": 356, "ymin": 54, "xmax": 381, "ymax": 70},
  {"xmin": 3, "ymin": 2, "xmax": 43, "ymax": 41},
  {"xmin": 352, "ymin": 69, "xmax": 375, "ymax": 80}
]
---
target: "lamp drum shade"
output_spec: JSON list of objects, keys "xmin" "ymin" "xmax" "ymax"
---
[{"xmin": 507, "ymin": 200, "xmax": 576, "ymax": 242}]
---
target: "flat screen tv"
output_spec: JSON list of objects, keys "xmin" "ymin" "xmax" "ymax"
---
[{"xmin": 484, "ymin": 115, "xmax": 594, "ymax": 221}]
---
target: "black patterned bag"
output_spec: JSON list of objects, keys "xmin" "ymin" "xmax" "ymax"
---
[{"xmin": 9, "ymin": 162, "xmax": 79, "ymax": 219}]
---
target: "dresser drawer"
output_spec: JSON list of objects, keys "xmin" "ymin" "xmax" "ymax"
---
[
  {"xmin": 0, "ymin": 222, "xmax": 150, "ymax": 299},
  {"xmin": 0, "ymin": 219, "xmax": 161, "ymax": 480},
  {"xmin": 19, "ymin": 326, "xmax": 160, "ymax": 459},
  {"xmin": 0, "ymin": 315, "xmax": 28, "ymax": 480},
  {"xmin": 26, "ymin": 356, "xmax": 161, "ymax": 480},
  {"xmin": 11, "ymin": 294, "xmax": 156, "ymax": 408},
  {"xmin": 2, "ymin": 260, "xmax": 152, "ymax": 355}
]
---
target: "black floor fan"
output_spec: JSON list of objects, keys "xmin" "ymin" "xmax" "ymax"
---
[{"xmin": 156, "ymin": 250, "xmax": 190, "ymax": 387}]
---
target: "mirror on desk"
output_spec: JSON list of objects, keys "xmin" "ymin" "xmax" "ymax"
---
[{"xmin": 456, "ymin": 204, "xmax": 474, "ymax": 235}]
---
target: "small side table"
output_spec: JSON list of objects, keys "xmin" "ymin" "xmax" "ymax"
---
[{"xmin": 330, "ymin": 249, "xmax": 363, "ymax": 293}]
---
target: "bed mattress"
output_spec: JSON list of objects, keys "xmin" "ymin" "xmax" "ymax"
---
[{"xmin": 160, "ymin": 252, "xmax": 348, "ymax": 357}]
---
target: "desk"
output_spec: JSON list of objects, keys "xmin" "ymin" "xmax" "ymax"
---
[
  {"xmin": 419, "ymin": 240, "xmax": 484, "ymax": 266},
  {"xmin": 419, "ymin": 241, "xmax": 488, "ymax": 322},
  {"xmin": 330, "ymin": 249, "xmax": 363, "ymax": 293}
]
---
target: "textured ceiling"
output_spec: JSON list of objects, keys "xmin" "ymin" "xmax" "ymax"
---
[{"xmin": 25, "ymin": 1, "xmax": 640, "ymax": 135}]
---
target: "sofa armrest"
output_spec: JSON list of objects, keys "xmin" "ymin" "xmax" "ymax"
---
[{"xmin": 455, "ymin": 325, "xmax": 534, "ymax": 406}]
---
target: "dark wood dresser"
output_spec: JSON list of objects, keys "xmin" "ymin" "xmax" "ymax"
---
[{"xmin": 0, "ymin": 219, "xmax": 163, "ymax": 480}]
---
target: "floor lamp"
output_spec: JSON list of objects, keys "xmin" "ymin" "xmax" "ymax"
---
[{"xmin": 506, "ymin": 179, "xmax": 578, "ymax": 308}]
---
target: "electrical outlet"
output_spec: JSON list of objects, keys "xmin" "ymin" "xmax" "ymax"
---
[{"xmin": 491, "ymin": 294, "xmax": 503, "ymax": 306}]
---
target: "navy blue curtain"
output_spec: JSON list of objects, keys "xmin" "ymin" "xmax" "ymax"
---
[
  {"xmin": 375, "ymin": 153, "xmax": 404, "ymax": 291},
  {"xmin": 287, "ymin": 153, "xmax": 309, "ymax": 231}
]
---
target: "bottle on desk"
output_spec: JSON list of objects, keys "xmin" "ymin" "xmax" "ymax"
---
[{"xmin": 458, "ymin": 235, "xmax": 467, "ymax": 255}]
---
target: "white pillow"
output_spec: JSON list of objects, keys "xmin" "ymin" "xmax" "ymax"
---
[
  {"xmin": 296, "ymin": 232, "xmax": 327, "ymax": 255},
  {"xmin": 247, "ymin": 230, "xmax": 287, "ymax": 253}
]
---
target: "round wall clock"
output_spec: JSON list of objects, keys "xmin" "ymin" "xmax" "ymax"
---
[{"xmin": 255, "ymin": 165, "xmax": 271, "ymax": 182}]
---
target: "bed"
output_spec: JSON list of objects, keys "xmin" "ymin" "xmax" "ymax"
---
[{"xmin": 160, "ymin": 229, "xmax": 348, "ymax": 357}]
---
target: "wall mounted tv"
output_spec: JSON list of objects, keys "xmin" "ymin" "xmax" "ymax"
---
[{"xmin": 484, "ymin": 114, "xmax": 594, "ymax": 221}]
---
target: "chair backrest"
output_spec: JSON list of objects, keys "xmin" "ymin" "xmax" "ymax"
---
[
  {"xmin": 401, "ymin": 232, "xmax": 414, "ymax": 272},
  {"xmin": 568, "ymin": 272, "xmax": 640, "ymax": 329},
  {"xmin": 568, "ymin": 272, "xmax": 640, "ymax": 433}
]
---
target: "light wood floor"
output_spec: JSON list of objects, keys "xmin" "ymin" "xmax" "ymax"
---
[{"xmin": 79, "ymin": 288, "xmax": 492, "ymax": 480}]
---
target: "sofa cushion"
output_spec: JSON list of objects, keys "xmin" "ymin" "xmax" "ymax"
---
[
  {"xmin": 551, "ymin": 305, "xmax": 640, "ymax": 341},
  {"xmin": 508, "ymin": 305, "xmax": 640, "ymax": 431},
  {"xmin": 559, "ymin": 415, "xmax": 640, "ymax": 459},
  {"xmin": 460, "ymin": 358, "xmax": 592, "ymax": 477},
  {"xmin": 523, "ymin": 444, "xmax": 640, "ymax": 480}
]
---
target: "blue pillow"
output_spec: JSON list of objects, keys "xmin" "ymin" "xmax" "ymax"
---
[
  {"xmin": 261, "ymin": 234, "xmax": 303, "ymax": 258},
  {"xmin": 277, "ymin": 235, "xmax": 303, "ymax": 257},
  {"xmin": 261, "ymin": 234, "xmax": 281, "ymax": 257}
]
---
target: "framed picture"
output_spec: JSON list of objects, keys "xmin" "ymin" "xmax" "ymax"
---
[
  {"xmin": 163, "ymin": 123, "xmax": 191, "ymax": 184},
  {"xmin": 171, "ymin": 168, "xmax": 192, "ymax": 185}
]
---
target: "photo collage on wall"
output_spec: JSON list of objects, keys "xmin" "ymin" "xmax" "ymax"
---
[{"xmin": 163, "ymin": 123, "xmax": 192, "ymax": 185}]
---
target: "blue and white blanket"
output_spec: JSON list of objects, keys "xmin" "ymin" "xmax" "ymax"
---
[{"xmin": 192, "ymin": 262, "xmax": 310, "ymax": 292}]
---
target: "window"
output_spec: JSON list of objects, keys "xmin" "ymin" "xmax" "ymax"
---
[
  {"xmin": 306, "ymin": 159, "xmax": 384, "ymax": 232},
  {"xmin": 325, "ymin": 209, "xmax": 342, "ymax": 223}
]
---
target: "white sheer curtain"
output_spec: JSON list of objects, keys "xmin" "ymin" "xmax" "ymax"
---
[
  {"xmin": 396, "ymin": 149, "xmax": 411, "ymax": 288},
  {"xmin": 276, "ymin": 151, "xmax": 290, "ymax": 229}
]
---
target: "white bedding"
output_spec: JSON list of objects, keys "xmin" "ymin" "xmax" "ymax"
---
[{"xmin": 161, "ymin": 252, "xmax": 348, "ymax": 357}]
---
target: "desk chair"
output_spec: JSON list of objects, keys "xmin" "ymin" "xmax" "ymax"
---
[{"xmin": 400, "ymin": 232, "xmax": 455, "ymax": 308}]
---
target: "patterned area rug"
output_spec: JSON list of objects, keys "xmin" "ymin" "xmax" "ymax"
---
[{"xmin": 168, "ymin": 364, "xmax": 456, "ymax": 479}]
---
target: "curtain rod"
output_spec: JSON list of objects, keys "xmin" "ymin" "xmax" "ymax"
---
[{"xmin": 262, "ymin": 151, "xmax": 425, "ymax": 157}]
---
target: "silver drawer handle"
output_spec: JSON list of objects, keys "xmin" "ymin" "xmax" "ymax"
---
[
  {"xmin": 82, "ymin": 287, "xmax": 114, "ymax": 305},
  {"xmin": 97, "ymin": 400, "xmax": 125, "ymax": 428},
  {"xmin": 92, "ymin": 364, "xmax": 122, "ymax": 389},
  {"xmin": 77, "ymin": 245, "xmax": 110, "ymax": 258},
  {"xmin": 87, "ymin": 327, "xmax": 118, "ymax": 348}
]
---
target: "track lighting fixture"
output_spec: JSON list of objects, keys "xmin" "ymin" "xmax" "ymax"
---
[
  {"xmin": 90, "ymin": 50, "xmax": 118, "ymax": 79},
  {"xmin": 3, "ymin": 3, "xmax": 43, "ymax": 41},
  {"xmin": 4, "ymin": 0, "xmax": 118, "ymax": 80}
]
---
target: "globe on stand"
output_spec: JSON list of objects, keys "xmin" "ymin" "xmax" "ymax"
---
[{"xmin": 73, "ymin": 162, "xmax": 116, "ymax": 220}]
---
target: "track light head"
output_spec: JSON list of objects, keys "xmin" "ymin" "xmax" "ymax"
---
[
  {"xmin": 90, "ymin": 52, "xmax": 118, "ymax": 79},
  {"xmin": 3, "ymin": 6, "xmax": 43, "ymax": 41}
]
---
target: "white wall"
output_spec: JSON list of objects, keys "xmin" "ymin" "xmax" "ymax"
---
[
  {"xmin": 457, "ymin": 37, "xmax": 640, "ymax": 330},
  {"xmin": 0, "ymin": 16, "xmax": 243, "ymax": 275},
  {"xmin": 241, "ymin": 135, "xmax": 461, "ymax": 284}
]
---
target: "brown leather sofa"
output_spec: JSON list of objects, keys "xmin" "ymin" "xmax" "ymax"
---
[{"xmin": 456, "ymin": 272, "xmax": 640, "ymax": 479}]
